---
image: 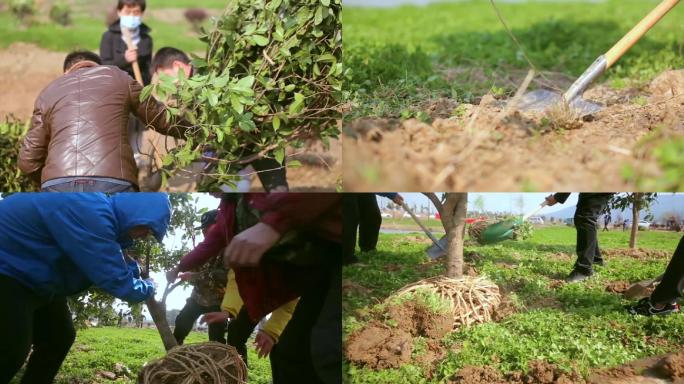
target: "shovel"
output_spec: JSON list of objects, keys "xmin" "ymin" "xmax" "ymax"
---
[
  {"xmin": 424, "ymin": 202, "xmax": 548, "ymax": 259},
  {"xmin": 400, "ymin": 202, "xmax": 447, "ymax": 259},
  {"xmin": 517, "ymin": 0, "xmax": 680, "ymax": 116},
  {"xmin": 623, "ymin": 273, "xmax": 665, "ymax": 299},
  {"xmin": 122, "ymin": 27, "xmax": 144, "ymax": 86}
]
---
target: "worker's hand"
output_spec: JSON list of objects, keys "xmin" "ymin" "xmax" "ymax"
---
[
  {"xmin": 254, "ymin": 330, "xmax": 275, "ymax": 358},
  {"xmin": 223, "ymin": 222, "xmax": 281, "ymax": 268},
  {"xmin": 166, "ymin": 267, "xmax": 179, "ymax": 284},
  {"xmin": 393, "ymin": 194, "xmax": 404, "ymax": 206},
  {"xmin": 200, "ymin": 311, "xmax": 230, "ymax": 325},
  {"xmin": 177, "ymin": 272, "xmax": 198, "ymax": 282},
  {"xmin": 545, "ymin": 194, "xmax": 558, "ymax": 206},
  {"xmin": 125, "ymin": 48, "xmax": 138, "ymax": 63}
]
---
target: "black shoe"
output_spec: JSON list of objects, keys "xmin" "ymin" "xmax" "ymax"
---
[
  {"xmin": 565, "ymin": 270, "xmax": 591, "ymax": 283},
  {"xmin": 627, "ymin": 298, "xmax": 680, "ymax": 316},
  {"xmin": 594, "ymin": 259, "xmax": 605, "ymax": 267}
]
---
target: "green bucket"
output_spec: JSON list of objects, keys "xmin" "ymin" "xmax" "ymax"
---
[{"xmin": 478, "ymin": 217, "xmax": 524, "ymax": 245}]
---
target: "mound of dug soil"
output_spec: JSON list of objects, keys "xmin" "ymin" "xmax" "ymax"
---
[
  {"xmin": 388, "ymin": 301, "xmax": 453, "ymax": 339},
  {"xmin": 345, "ymin": 323, "xmax": 413, "ymax": 369},
  {"xmin": 605, "ymin": 281, "xmax": 631, "ymax": 294},
  {"xmin": 601, "ymin": 248, "xmax": 671, "ymax": 260},
  {"xmin": 345, "ymin": 298, "xmax": 454, "ymax": 370},
  {"xmin": 450, "ymin": 360, "xmax": 585, "ymax": 384},
  {"xmin": 343, "ymin": 70, "xmax": 684, "ymax": 191}
]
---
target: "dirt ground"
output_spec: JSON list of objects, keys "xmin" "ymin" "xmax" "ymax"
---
[
  {"xmin": 0, "ymin": 43, "xmax": 340, "ymax": 191},
  {"xmin": 343, "ymin": 70, "xmax": 684, "ymax": 191}
]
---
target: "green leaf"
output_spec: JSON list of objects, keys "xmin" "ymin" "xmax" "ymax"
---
[
  {"xmin": 272, "ymin": 115, "xmax": 281, "ymax": 131},
  {"xmin": 216, "ymin": 129, "xmax": 225, "ymax": 143},
  {"xmin": 239, "ymin": 119, "xmax": 257, "ymax": 132},
  {"xmin": 314, "ymin": 6, "xmax": 324, "ymax": 25},
  {"xmin": 287, "ymin": 160, "xmax": 302, "ymax": 168},
  {"xmin": 208, "ymin": 92, "xmax": 219, "ymax": 107},
  {"xmin": 321, "ymin": 0, "xmax": 330, "ymax": 6},
  {"xmin": 288, "ymin": 93, "xmax": 306, "ymax": 115},
  {"xmin": 230, "ymin": 95, "xmax": 244, "ymax": 114},
  {"xmin": 140, "ymin": 84, "xmax": 153, "ymax": 102},
  {"xmin": 252, "ymin": 35, "xmax": 270, "ymax": 46},
  {"xmin": 236, "ymin": 75, "xmax": 255, "ymax": 90},
  {"xmin": 274, "ymin": 148, "xmax": 285, "ymax": 164}
]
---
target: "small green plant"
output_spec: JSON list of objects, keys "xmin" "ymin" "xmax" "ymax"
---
[
  {"xmin": 49, "ymin": 1, "xmax": 72, "ymax": 26},
  {"xmin": 9, "ymin": 0, "xmax": 35, "ymax": 26},
  {"xmin": 0, "ymin": 117, "xmax": 36, "ymax": 192}
]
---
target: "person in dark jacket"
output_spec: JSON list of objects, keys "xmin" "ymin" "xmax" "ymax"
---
[
  {"xmin": 343, "ymin": 193, "xmax": 404, "ymax": 263},
  {"xmin": 0, "ymin": 193, "xmax": 170, "ymax": 384},
  {"xmin": 100, "ymin": 0, "xmax": 153, "ymax": 85},
  {"xmin": 173, "ymin": 210, "xmax": 228, "ymax": 345},
  {"xmin": 18, "ymin": 51, "xmax": 187, "ymax": 192},
  {"xmin": 167, "ymin": 193, "xmax": 341, "ymax": 384},
  {"xmin": 628, "ymin": 235, "xmax": 684, "ymax": 316},
  {"xmin": 151, "ymin": 47, "xmax": 290, "ymax": 192},
  {"xmin": 545, "ymin": 193, "xmax": 615, "ymax": 282}
]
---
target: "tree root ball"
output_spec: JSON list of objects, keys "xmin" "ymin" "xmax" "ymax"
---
[
  {"xmin": 138, "ymin": 342, "xmax": 247, "ymax": 384},
  {"xmin": 389, "ymin": 276, "xmax": 501, "ymax": 330}
]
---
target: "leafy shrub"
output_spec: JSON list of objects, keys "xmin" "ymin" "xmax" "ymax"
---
[
  {"xmin": 9, "ymin": 0, "xmax": 35, "ymax": 25},
  {"xmin": 184, "ymin": 8, "xmax": 209, "ymax": 32},
  {"xmin": 49, "ymin": 1, "xmax": 72, "ymax": 26},
  {"xmin": 0, "ymin": 117, "xmax": 36, "ymax": 192},
  {"xmin": 147, "ymin": 0, "xmax": 343, "ymax": 189}
]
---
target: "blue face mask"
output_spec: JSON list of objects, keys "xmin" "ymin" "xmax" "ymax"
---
[{"xmin": 120, "ymin": 15, "xmax": 142, "ymax": 30}]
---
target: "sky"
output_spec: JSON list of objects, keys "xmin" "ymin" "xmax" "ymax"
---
[{"xmin": 376, "ymin": 192, "xmax": 579, "ymax": 215}]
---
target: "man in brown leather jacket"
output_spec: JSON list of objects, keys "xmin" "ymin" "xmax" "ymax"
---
[{"xmin": 18, "ymin": 51, "xmax": 187, "ymax": 192}]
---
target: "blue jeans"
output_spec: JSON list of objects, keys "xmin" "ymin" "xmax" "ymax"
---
[{"xmin": 41, "ymin": 178, "xmax": 136, "ymax": 192}]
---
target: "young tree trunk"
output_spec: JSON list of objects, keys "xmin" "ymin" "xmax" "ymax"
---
[
  {"xmin": 630, "ymin": 193, "xmax": 642, "ymax": 250},
  {"xmin": 146, "ymin": 298, "xmax": 178, "ymax": 351},
  {"xmin": 443, "ymin": 193, "xmax": 468, "ymax": 278}
]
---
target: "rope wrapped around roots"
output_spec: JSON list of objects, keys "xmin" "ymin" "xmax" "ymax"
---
[
  {"xmin": 138, "ymin": 342, "xmax": 247, "ymax": 384},
  {"xmin": 390, "ymin": 276, "xmax": 501, "ymax": 329}
]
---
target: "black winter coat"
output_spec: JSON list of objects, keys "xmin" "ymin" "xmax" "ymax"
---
[{"xmin": 99, "ymin": 21, "xmax": 153, "ymax": 85}]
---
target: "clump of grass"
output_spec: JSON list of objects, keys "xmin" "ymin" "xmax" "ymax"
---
[{"xmin": 544, "ymin": 100, "xmax": 583, "ymax": 130}]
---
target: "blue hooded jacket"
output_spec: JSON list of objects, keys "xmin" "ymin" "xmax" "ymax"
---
[{"xmin": 0, "ymin": 193, "xmax": 170, "ymax": 303}]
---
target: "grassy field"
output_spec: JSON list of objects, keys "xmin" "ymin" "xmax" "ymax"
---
[
  {"xmin": 10, "ymin": 327, "xmax": 272, "ymax": 384},
  {"xmin": 343, "ymin": 227, "xmax": 684, "ymax": 383},
  {"xmin": 0, "ymin": 0, "xmax": 229, "ymax": 52},
  {"xmin": 382, "ymin": 216, "xmax": 445, "ymax": 231},
  {"xmin": 344, "ymin": 0, "xmax": 684, "ymax": 119}
]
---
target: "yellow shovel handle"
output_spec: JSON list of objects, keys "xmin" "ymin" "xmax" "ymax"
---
[
  {"xmin": 605, "ymin": 0, "xmax": 680, "ymax": 68},
  {"xmin": 122, "ymin": 28, "xmax": 144, "ymax": 85}
]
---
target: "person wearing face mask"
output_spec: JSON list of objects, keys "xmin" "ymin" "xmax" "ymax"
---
[
  {"xmin": 0, "ymin": 193, "xmax": 170, "ymax": 384},
  {"xmin": 100, "ymin": 0, "xmax": 152, "ymax": 85}
]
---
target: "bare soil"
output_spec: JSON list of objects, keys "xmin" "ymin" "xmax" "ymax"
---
[
  {"xmin": 450, "ymin": 360, "xmax": 586, "ymax": 384},
  {"xmin": 602, "ymin": 248, "xmax": 672, "ymax": 260},
  {"xmin": 343, "ymin": 70, "xmax": 684, "ymax": 191},
  {"xmin": 605, "ymin": 281, "xmax": 632, "ymax": 294},
  {"xmin": 345, "ymin": 323, "xmax": 414, "ymax": 370}
]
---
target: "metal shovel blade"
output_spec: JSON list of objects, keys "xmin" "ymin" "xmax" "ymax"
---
[
  {"xmin": 516, "ymin": 89, "xmax": 604, "ymax": 117},
  {"xmin": 427, "ymin": 236, "xmax": 448, "ymax": 260}
]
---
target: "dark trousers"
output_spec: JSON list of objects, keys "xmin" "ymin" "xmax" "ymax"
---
[
  {"xmin": 226, "ymin": 307, "xmax": 259, "ymax": 367},
  {"xmin": 251, "ymin": 157, "xmax": 289, "ymax": 192},
  {"xmin": 270, "ymin": 256, "xmax": 340, "ymax": 384},
  {"xmin": 343, "ymin": 194, "xmax": 382, "ymax": 262},
  {"xmin": 173, "ymin": 298, "xmax": 226, "ymax": 345},
  {"xmin": 651, "ymin": 236, "xmax": 684, "ymax": 305},
  {"xmin": 0, "ymin": 275, "xmax": 76, "ymax": 384},
  {"xmin": 573, "ymin": 193, "xmax": 612, "ymax": 274}
]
